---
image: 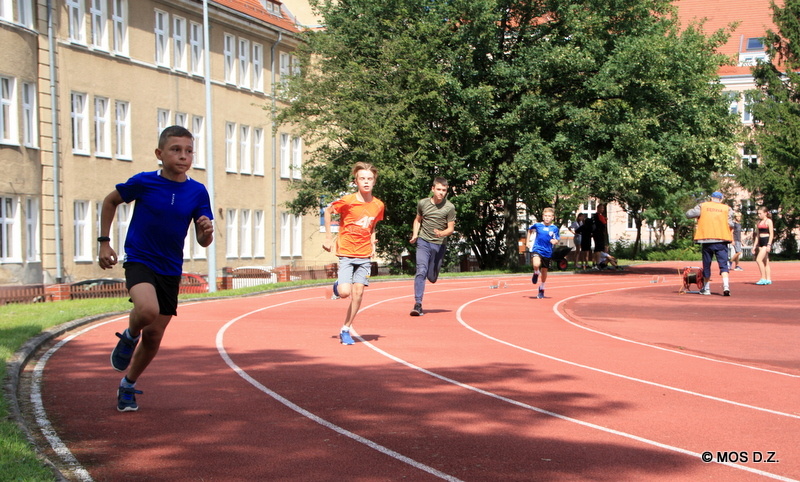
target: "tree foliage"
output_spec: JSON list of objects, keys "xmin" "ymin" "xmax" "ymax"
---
[
  {"xmin": 736, "ymin": 0, "xmax": 800, "ymax": 253},
  {"xmin": 278, "ymin": 0, "xmax": 738, "ymax": 268}
]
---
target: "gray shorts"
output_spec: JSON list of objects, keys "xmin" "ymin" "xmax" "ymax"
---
[{"xmin": 337, "ymin": 257, "xmax": 372, "ymax": 286}]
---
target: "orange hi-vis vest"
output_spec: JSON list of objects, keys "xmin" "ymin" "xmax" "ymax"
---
[{"xmin": 694, "ymin": 201, "xmax": 733, "ymax": 243}]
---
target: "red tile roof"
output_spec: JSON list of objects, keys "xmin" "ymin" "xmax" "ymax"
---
[
  {"xmin": 213, "ymin": 0, "xmax": 300, "ymax": 33},
  {"xmin": 675, "ymin": 0, "xmax": 778, "ymax": 76}
]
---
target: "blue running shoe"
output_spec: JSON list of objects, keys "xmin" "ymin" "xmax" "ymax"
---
[
  {"xmin": 532, "ymin": 272, "xmax": 539, "ymax": 284},
  {"xmin": 117, "ymin": 386, "xmax": 143, "ymax": 412},
  {"xmin": 339, "ymin": 330, "xmax": 355, "ymax": 345},
  {"xmin": 537, "ymin": 289, "xmax": 545, "ymax": 299},
  {"xmin": 332, "ymin": 281, "xmax": 340, "ymax": 298},
  {"xmin": 111, "ymin": 332, "xmax": 139, "ymax": 372},
  {"xmin": 756, "ymin": 279, "xmax": 767, "ymax": 285}
]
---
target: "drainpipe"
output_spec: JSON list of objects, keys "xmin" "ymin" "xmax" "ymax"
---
[
  {"xmin": 270, "ymin": 32, "xmax": 282, "ymax": 267},
  {"xmin": 203, "ymin": 0, "xmax": 217, "ymax": 292},
  {"xmin": 47, "ymin": 0, "xmax": 63, "ymax": 283}
]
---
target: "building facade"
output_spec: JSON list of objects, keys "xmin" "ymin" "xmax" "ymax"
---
[{"xmin": 1, "ymin": 0, "xmax": 336, "ymax": 285}]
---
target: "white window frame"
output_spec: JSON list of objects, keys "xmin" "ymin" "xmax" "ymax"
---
[
  {"xmin": 240, "ymin": 209, "xmax": 252, "ymax": 257},
  {"xmin": 17, "ymin": 0, "xmax": 34, "ymax": 28},
  {"xmin": 291, "ymin": 136, "xmax": 302, "ymax": 179},
  {"xmin": 174, "ymin": 111, "xmax": 187, "ymax": 128},
  {"xmin": 71, "ymin": 91, "xmax": 89, "ymax": 154},
  {"xmin": 742, "ymin": 94, "xmax": 754, "ymax": 124},
  {"xmin": 0, "ymin": 196, "xmax": 21, "ymax": 263},
  {"xmin": 94, "ymin": 96, "xmax": 111, "ymax": 157},
  {"xmin": 73, "ymin": 200, "xmax": 92, "ymax": 261},
  {"xmin": 279, "ymin": 133, "xmax": 290, "ymax": 178},
  {"xmin": 90, "ymin": 0, "xmax": 108, "ymax": 50},
  {"xmin": 742, "ymin": 147, "xmax": 759, "ymax": 169},
  {"xmin": 115, "ymin": 100, "xmax": 131, "ymax": 159},
  {"xmin": 239, "ymin": 124, "xmax": 251, "ymax": 174},
  {"xmin": 154, "ymin": 9, "xmax": 169, "ymax": 67},
  {"xmin": 0, "ymin": 0, "xmax": 11, "ymax": 22},
  {"xmin": 224, "ymin": 33, "xmax": 236, "ymax": 84},
  {"xmin": 67, "ymin": 0, "xmax": 86, "ymax": 44},
  {"xmin": 115, "ymin": 202, "xmax": 130, "ymax": 259},
  {"xmin": 280, "ymin": 212, "xmax": 291, "ymax": 257},
  {"xmin": 226, "ymin": 209, "xmax": 238, "ymax": 258},
  {"xmin": 1, "ymin": 76, "xmax": 18, "ymax": 145},
  {"xmin": 238, "ymin": 38, "xmax": 251, "ymax": 89},
  {"xmin": 21, "ymin": 82, "xmax": 37, "ymax": 148},
  {"xmin": 25, "ymin": 197, "xmax": 39, "ymax": 262},
  {"xmin": 173, "ymin": 16, "xmax": 187, "ymax": 71},
  {"xmin": 112, "ymin": 0, "xmax": 128, "ymax": 55},
  {"xmin": 157, "ymin": 108, "xmax": 170, "ymax": 135},
  {"xmin": 292, "ymin": 214, "xmax": 302, "ymax": 256},
  {"xmin": 225, "ymin": 122, "xmax": 237, "ymax": 172},
  {"xmin": 253, "ymin": 43, "xmax": 264, "ymax": 92},
  {"xmin": 190, "ymin": 21, "xmax": 203, "ymax": 75},
  {"xmin": 254, "ymin": 210, "xmax": 265, "ymax": 257},
  {"xmin": 191, "ymin": 115, "xmax": 205, "ymax": 169},
  {"xmin": 253, "ymin": 127, "xmax": 264, "ymax": 175}
]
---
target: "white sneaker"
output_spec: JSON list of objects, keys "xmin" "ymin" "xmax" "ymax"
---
[{"xmin": 699, "ymin": 289, "xmax": 711, "ymax": 296}]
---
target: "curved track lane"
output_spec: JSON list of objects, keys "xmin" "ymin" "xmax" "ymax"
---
[{"xmin": 26, "ymin": 262, "xmax": 800, "ymax": 481}]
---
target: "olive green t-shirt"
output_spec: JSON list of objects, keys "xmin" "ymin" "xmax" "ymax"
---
[{"xmin": 417, "ymin": 197, "xmax": 456, "ymax": 245}]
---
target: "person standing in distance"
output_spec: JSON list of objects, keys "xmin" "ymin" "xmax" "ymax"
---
[
  {"xmin": 685, "ymin": 191, "xmax": 733, "ymax": 296},
  {"xmin": 753, "ymin": 206, "xmax": 774, "ymax": 285},
  {"xmin": 99, "ymin": 125, "xmax": 214, "ymax": 412},
  {"xmin": 323, "ymin": 162, "xmax": 385, "ymax": 345},
  {"xmin": 409, "ymin": 177, "xmax": 456, "ymax": 316}
]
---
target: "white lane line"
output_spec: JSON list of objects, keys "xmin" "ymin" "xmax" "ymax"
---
[
  {"xmin": 215, "ymin": 298, "xmax": 464, "ymax": 482},
  {"xmin": 550, "ymin": 286, "xmax": 800, "ymax": 378}
]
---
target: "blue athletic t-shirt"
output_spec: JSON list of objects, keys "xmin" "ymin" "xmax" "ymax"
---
[
  {"xmin": 528, "ymin": 223, "xmax": 560, "ymax": 258},
  {"xmin": 117, "ymin": 170, "xmax": 213, "ymax": 276}
]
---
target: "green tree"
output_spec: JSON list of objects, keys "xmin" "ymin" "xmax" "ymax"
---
[
  {"xmin": 737, "ymin": 0, "xmax": 800, "ymax": 255},
  {"xmin": 279, "ymin": 0, "xmax": 738, "ymax": 268}
]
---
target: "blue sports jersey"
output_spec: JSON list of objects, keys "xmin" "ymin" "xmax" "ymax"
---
[
  {"xmin": 528, "ymin": 223, "xmax": 560, "ymax": 258},
  {"xmin": 117, "ymin": 170, "xmax": 213, "ymax": 276}
]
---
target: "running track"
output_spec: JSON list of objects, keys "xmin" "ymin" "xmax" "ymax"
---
[{"xmin": 20, "ymin": 261, "xmax": 800, "ymax": 481}]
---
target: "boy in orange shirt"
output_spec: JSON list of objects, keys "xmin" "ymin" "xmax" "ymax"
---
[{"xmin": 323, "ymin": 162, "xmax": 385, "ymax": 345}]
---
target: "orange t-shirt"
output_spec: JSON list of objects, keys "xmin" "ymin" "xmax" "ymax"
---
[{"xmin": 330, "ymin": 193, "xmax": 385, "ymax": 258}]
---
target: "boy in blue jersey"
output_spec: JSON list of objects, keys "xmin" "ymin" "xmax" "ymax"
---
[
  {"xmin": 526, "ymin": 207, "xmax": 560, "ymax": 299},
  {"xmin": 98, "ymin": 125, "xmax": 214, "ymax": 412}
]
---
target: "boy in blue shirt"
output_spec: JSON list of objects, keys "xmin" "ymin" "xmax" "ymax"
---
[
  {"xmin": 526, "ymin": 207, "xmax": 560, "ymax": 299},
  {"xmin": 98, "ymin": 125, "xmax": 214, "ymax": 411}
]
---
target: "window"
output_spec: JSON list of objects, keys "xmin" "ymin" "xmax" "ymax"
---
[
  {"xmin": 71, "ymin": 92, "xmax": 89, "ymax": 154},
  {"xmin": 174, "ymin": 111, "xmax": 187, "ymax": 128},
  {"xmin": 112, "ymin": 0, "xmax": 128, "ymax": 55},
  {"xmin": 239, "ymin": 125, "xmax": 251, "ymax": 174},
  {"xmin": 115, "ymin": 100, "xmax": 131, "ymax": 159},
  {"xmin": 226, "ymin": 209, "xmax": 238, "ymax": 257},
  {"xmin": 224, "ymin": 34, "xmax": 236, "ymax": 84},
  {"xmin": 94, "ymin": 96, "xmax": 111, "ymax": 157},
  {"xmin": 292, "ymin": 214, "xmax": 302, "ymax": 256},
  {"xmin": 280, "ymin": 212, "xmax": 290, "ymax": 256},
  {"xmin": 25, "ymin": 197, "xmax": 39, "ymax": 262},
  {"xmin": 157, "ymin": 108, "xmax": 170, "ymax": 136},
  {"xmin": 90, "ymin": 0, "xmax": 107, "ymax": 50},
  {"xmin": 173, "ymin": 16, "xmax": 187, "ymax": 71},
  {"xmin": 190, "ymin": 21, "xmax": 203, "ymax": 74},
  {"xmin": 17, "ymin": 0, "xmax": 34, "ymax": 28},
  {"xmin": 1, "ymin": 196, "xmax": 20, "ymax": 262},
  {"xmin": 115, "ymin": 202, "xmax": 130, "ymax": 258},
  {"xmin": 742, "ymin": 147, "xmax": 759, "ymax": 169},
  {"xmin": 280, "ymin": 133, "xmax": 290, "ymax": 178},
  {"xmin": 192, "ymin": 115, "xmax": 204, "ymax": 169},
  {"xmin": 154, "ymin": 9, "xmax": 169, "ymax": 66},
  {"xmin": 742, "ymin": 93, "xmax": 754, "ymax": 124},
  {"xmin": 225, "ymin": 122, "xmax": 237, "ymax": 172},
  {"xmin": 240, "ymin": 209, "xmax": 252, "ymax": 257},
  {"xmin": 67, "ymin": 0, "xmax": 85, "ymax": 43},
  {"xmin": 1, "ymin": 76, "xmax": 18, "ymax": 144},
  {"xmin": 0, "ymin": 0, "xmax": 11, "ymax": 21},
  {"xmin": 253, "ymin": 127, "xmax": 264, "ymax": 175},
  {"xmin": 22, "ymin": 82, "xmax": 37, "ymax": 147},
  {"xmin": 73, "ymin": 201, "xmax": 91, "ymax": 261},
  {"xmin": 254, "ymin": 210, "xmax": 264, "ymax": 257},
  {"xmin": 253, "ymin": 43, "xmax": 264, "ymax": 91},
  {"xmin": 292, "ymin": 137, "xmax": 302, "ymax": 179},
  {"xmin": 724, "ymin": 91, "xmax": 739, "ymax": 116},
  {"xmin": 238, "ymin": 38, "xmax": 251, "ymax": 89},
  {"xmin": 746, "ymin": 37, "xmax": 765, "ymax": 51},
  {"xmin": 279, "ymin": 52, "xmax": 291, "ymax": 85}
]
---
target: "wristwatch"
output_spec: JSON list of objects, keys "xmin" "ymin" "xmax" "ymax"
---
[{"xmin": 97, "ymin": 236, "xmax": 111, "ymax": 242}]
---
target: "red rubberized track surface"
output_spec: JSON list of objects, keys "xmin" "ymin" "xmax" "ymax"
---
[{"xmin": 34, "ymin": 261, "xmax": 799, "ymax": 481}]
